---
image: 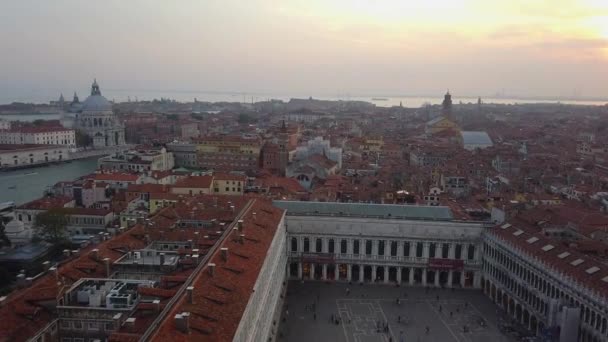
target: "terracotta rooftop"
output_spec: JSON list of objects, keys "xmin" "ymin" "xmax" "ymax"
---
[
  {"xmin": 17, "ymin": 196, "xmax": 73, "ymax": 210},
  {"xmin": 173, "ymin": 176, "xmax": 214, "ymax": 189},
  {"xmin": 149, "ymin": 199, "xmax": 285, "ymax": 342}
]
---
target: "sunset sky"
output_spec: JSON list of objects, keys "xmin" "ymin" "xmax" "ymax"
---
[{"xmin": 1, "ymin": 0, "xmax": 607, "ymax": 101}]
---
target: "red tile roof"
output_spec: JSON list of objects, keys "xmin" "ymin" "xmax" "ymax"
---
[
  {"xmin": 149, "ymin": 199, "xmax": 285, "ymax": 342},
  {"xmin": 173, "ymin": 176, "xmax": 214, "ymax": 188}
]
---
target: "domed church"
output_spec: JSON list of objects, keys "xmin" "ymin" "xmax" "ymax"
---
[{"xmin": 74, "ymin": 79, "xmax": 125, "ymax": 148}]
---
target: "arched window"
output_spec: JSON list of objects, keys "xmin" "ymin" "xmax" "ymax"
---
[
  {"xmin": 467, "ymin": 245, "xmax": 476, "ymax": 260},
  {"xmin": 429, "ymin": 243, "xmax": 436, "ymax": 258},
  {"xmin": 403, "ymin": 242, "xmax": 410, "ymax": 256},
  {"xmin": 328, "ymin": 239, "xmax": 335, "ymax": 253},
  {"xmin": 378, "ymin": 240, "xmax": 385, "ymax": 256},
  {"xmin": 365, "ymin": 240, "xmax": 372, "ymax": 255},
  {"xmin": 303, "ymin": 238, "xmax": 310, "ymax": 252},
  {"xmin": 353, "ymin": 240, "xmax": 360, "ymax": 254},
  {"xmin": 416, "ymin": 242, "xmax": 423, "ymax": 257},
  {"xmin": 291, "ymin": 237, "xmax": 298, "ymax": 252},
  {"xmin": 390, "ymin": 241, "xmax": 397, "ymax": 256},
  {"xmin": 340, "ymin": 239, "xmax": 347, "ymax": 254},
  {"xmin": 316, "ymin": 238, "xmax": 322, "ymax": 253}
]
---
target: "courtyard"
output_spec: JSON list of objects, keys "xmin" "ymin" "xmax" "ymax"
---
[{"xmin": 278, "ymin": 281, "xmax": 515, "ymax": 342}]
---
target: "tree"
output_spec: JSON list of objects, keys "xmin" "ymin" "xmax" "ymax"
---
[
  {"xmin": 75, "ymin": 129, "xmax": 93, "ymax": 147},
  {"xmin": 34, "ymin": 208, "xmax": 70, "ymax": 244}
]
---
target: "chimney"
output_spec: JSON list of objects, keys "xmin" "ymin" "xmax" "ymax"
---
[
  {"xmin": 42, "ymin": 260, "xmax": 51, "ymax": 271},
  {"xmin": 239, "ymin": 234, "xmax": 245, "ymax": 244},
  {"xmin": 153, "ymin": 299, "xmax": 161, "ymax": 312},
  {"xmin": 103, "ymin": 258, "xmax": 111, "ymax": 277},
  {"xmin": 25, "ymin": 277, "xmax": 33, "ymax": 287},
  {"xmin": 187, "ymin": 239, "xmax": 193, "ymax": 248},
  {"xmin": 159, "ymin": 253, "xmax": 165, "ymax": 266},
  {"xmin": 174, "ymin": 312, "xmax": 190, "ymax": 333},
  {"xmin": 90, "ymin": 249, "xmax": 99, "ymax": 260},
  {"xmin": 16, "ymin": 274, "xmax": 26, "ymax": 287},
  {"xmin": 230, "ymin": 205, "xmax": 235, "ymax": 212},
  {"xmin": 0, "ymin": 296, "xmax": 6, "ymax": 308},
  {"xmin": 113, "ymin": 313, "xmax": 122, "ymax": 330},
  {"xmin": 252, "ymin": 212, "xmax": 257, "ymax": 221},
  {"xmin": 220, "ymin": 248, "xmax": 228, "ymax": 261},
  {"xmin": 187, "ymin": 286, "xmax": 194, "ymax": 304},
  {"xmin": 237, "ymin": 220, "xmax": 244, "ymax": 232},
  {"xmin": 71, "ymin": 249, "xmax": 80, "ymax": 256},
  {"xmin": 208, "ymin": 263, "xmax": 216, "ymax": 277},
  {"xmin": 63, "ymin": 249, "xmax": 71, "ymax": 258},
  {"xmin": 192, "ymin": 254, "xmax": 200, "ymax": 264},
  {"xmin": 125, "ymin": 317, "xmax": 136, "ymax": 332}
]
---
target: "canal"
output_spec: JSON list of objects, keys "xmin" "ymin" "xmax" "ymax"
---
[{"xmin": 0, "ymin": 157, "xmax": 98, "ymax": 205}]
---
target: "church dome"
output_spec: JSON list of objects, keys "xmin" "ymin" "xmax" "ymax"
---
[
  {"xmin": 5, "ymin": 219, "xmax": 25, "ymax": 234},
  {"xmin": 81, "ymin": 79, "xmax": 112, "ymax": 113}
]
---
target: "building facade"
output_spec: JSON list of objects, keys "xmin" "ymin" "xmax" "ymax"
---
[
  {"xmin": 0, "ymin": 127, "xmax": 75, "ymax": 146},
  {"xmin": 0, "ymin": 144, "xmax": 70, "ymax": 168},
  {"xmin": 73, "ymin": 80, "xmax": 125, "ymax": 149},
  {"xmin": 195, "ymin": 135, "xmax": 261, "ymax": 172},
  {"xmin": 276, "ymin": 201, "xmax": 485, "ymax": 288}
]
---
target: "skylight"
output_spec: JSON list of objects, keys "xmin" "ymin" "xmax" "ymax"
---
[
  {"xmin": 585, "ymin": 266, "xmax": 600, "ymax": 275},
  {"xmin": 513, "ymin": 230, "xmax": 524, "ymax": 236},
  {"xmin": 526, "ymin": 237, "xmax": 539, "ymax": 244},
  {"xmin": 570, "ymin": 259, "xmax": 585, "ymax": 266},
  {"xmin": 500, "ymin": 223, "xmax": 511, "ymax": 229},
  {"xmin": 541, "ymin": 244, "xmax": 554, "ymax": 252},
  {"xmin": 557, "ymin": 252, "xmax": 571, "ymax": 259}
]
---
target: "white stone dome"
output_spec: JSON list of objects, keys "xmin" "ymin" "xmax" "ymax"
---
[
  {"xmin": 82, "ymin": 94, "xmax": 112, "ymax": 112},
  {"xmin": 81, "ymin": 79, "xmax": 112, "ymax": 113}
]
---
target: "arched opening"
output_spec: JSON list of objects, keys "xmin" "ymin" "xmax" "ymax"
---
[
  {"xmin": 303, "ymin": 238, "xmax": 310, "ymax": 252},
  {"xmin": 302, "ymin": 263, "xmax": 311, "ymax": 279},
  {"xmin": 315, "ymin": 238, "xmax": 322, "ymax": 253},
  {"xmin": 328, "ymin": 239, "xmax": 335, "ymax": 254},
  {"xmin": 338, "ymin": 264, "xmax": 347, "ymax": 280},
  {"xmin": 291, "ymin": 237, "xmax": 298, "ymax": 252},
  {"xmin": 439, "ymin": 271, "xmax": 448, "ymax": 286},
  {"xmin": 414, "ymin": 268, "xmax": 423, "ymax": 285},
  {"xmin": 401, "ymin": 268, "xmax": 410, "ymax": 283},
  {"xmin": 388, "ymin": 267, "xmax": 397, "ymax": 282},
  {"xmin": 530, "ymin": 315, "xmax": 538, "ymax": 335},
  {"xmin": 363, "ymin": 266, "xmax": 372, "ymax": 281},
  {"xmin": 352, "ymin": 265, "xmax": 360, "ymax": 282},
  {"xmin": 289, "ymin": 262, "xmax": 298, "ymax": 278},
  {"xmin": 314, "ymin": 264, "xmax": 322, "ymax": 280},
  {"xmin": 327, "ymin": 264, "xmax": 336, "ymax": 280},
  {"xmin": 427, "ymin": 270, "xmax": 436, "ymax": 286},
  {"xmin": 376, "ymin": 266, "xmax": 385, "ymax": 282}
]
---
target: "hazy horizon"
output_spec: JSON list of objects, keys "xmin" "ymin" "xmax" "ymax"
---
[{"xmin": 1, "ymin": 0, "xmax": 607, "ymax": 102}]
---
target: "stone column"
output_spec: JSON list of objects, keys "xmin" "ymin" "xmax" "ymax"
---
[
  {"xmin": 448, "ymin": 243, "xmax": 455, "ymax": 259},
  {"xmin": 397, "ymin": 241, "xmax": 403, "ymax": 259},
  {"xmin": 347, "ymin": 264, "xmax": 352, "ymax": 282},
  {"xmin": 322, "ymin": 264, "xmax": 327, "ymax": 280},
  {"xmin": 423, "ymin": 242, "xmax": 430, "ymax": 259},
  {"xmin": 372, "ymin": 240, "xmax": 378, "ymax": 257},
  {"xmin": 311, "ymin": 264, "xmax": 315, "ymax": 280},
  {"xmin": 409, "ymin": 268, "xmax": 415, "ymax": 285},
  {"xmin": 397, "ymin": 267, "xmax": 402, "ymax": 284},
  {"xmin": 298, "ymin": 262, "xmax": 303, "ymax": 279},
  {"xmin": 473, "ymin": 272, "xmax": 481, "ymax": 288},
  {"xmin": 447, "ymin": 270, "xmax": 453, "ymax": 287},
  {"xmin": 384, "ymin": 267, "xmax": 389, "ymax": 283},
  {"xmin": 460, "ymin": 271, "xmax": 466, "ymax": 287},
  {"xmin": 359, "ymin": 265, "xmax": 364, "ymax": 283},
  {"xmin": 422, "ymin": 268, "xmax": 427, "ymax": 286},
  {"xmin": 434, "ymin": 271, "xmax": 440, "ymax": 287},
  {"xmin": 372, "ymin": 266, "xmax": 377, "ymax": 282}
]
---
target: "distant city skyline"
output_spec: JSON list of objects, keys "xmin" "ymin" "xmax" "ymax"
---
[{"xmin": 1, "ymin": 0, "xmax": 607, "ymax": 101}]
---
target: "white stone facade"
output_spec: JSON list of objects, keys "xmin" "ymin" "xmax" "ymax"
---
[
  {"xmin": 234, "ymin": 214, "xmax": 287, "ymax": 342},
  {"xmin": 285, "ymin": 215, "xmax": 484, "ymax": 288},
  {"xmin": 0, "ymin": 145, "xmax": 69, "ymax": 168},
  {"xmin": 0, "ymin": 128, "xmax": 75, "ymax": 146},
  {"xmin": 74, "ymin": 80, "xmax": 125, "ymax": 149},
  {"xmin": 483, "ymin": 232, "xmax": 608, "ymax": 342}
]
